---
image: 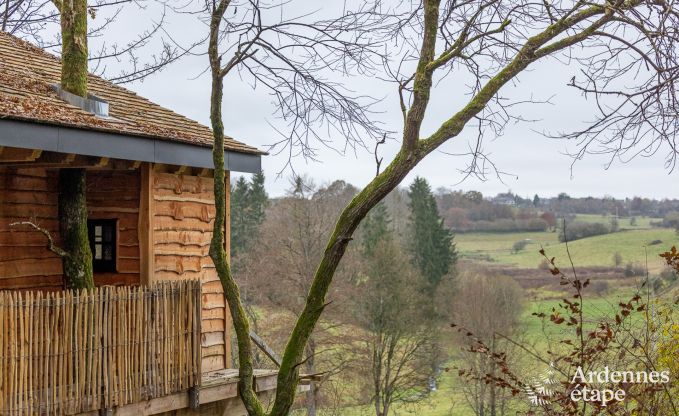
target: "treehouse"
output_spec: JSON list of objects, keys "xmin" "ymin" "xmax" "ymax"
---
[{"xmin": 0, "ymin": 32, "xmax": 278, "ymax": 415}]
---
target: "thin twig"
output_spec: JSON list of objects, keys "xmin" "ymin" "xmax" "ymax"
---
[{"xmin": 9, "ymin": 220, "xmax": 68, "ymax": 258}]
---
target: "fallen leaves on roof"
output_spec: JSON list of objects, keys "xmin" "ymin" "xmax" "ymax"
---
[{"xmin": 0, "ymin": 32, "xmax": 263, "ymax": 155}]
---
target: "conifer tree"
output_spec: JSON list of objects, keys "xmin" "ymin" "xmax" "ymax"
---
[
  {"xmin": 361, "ymin": 202, "xmax": 391, "ymax": 258},
  {"xmin": 407, "ymin": 177, "xmax": 456, "ymax": 290},
  {"xmin": 230, "ymin": 173, "xmax": 269, "ymax": 258}
]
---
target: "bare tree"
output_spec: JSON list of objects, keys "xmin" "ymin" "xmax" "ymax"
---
[
  {"xmin": 241, "ymin": 177, "xmax": 359, "ymax": 416},
  {"xmin": 352, "ymin": 230, "xmax": 435, "ymax": 416},
  {"xmin": 452, "ymin": 272, "xmax": 525, "ymax": 416},
  {"xmin": 1, "ymin": 0, "xmax": 195, "ymax": 83},
  {"xmin": 207, "ymin": 1, "xmax": 679, "ymax": 415}
]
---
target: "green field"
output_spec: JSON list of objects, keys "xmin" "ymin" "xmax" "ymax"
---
[
  {"xmin": 335, "ymin": 289, "xmax": 655, "ymax": 416},
  {"xmin": 327, "ymin": 216, "xmax": 678, "ymax": 416},
  {"xmin": 456, "ymin": 228, "xmax": 678, "ymax": 272}
]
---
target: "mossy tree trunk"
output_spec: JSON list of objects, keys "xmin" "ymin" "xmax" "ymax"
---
[
  {"xmin": 208, "ymin": 4, "xmax": 264, "ymax": 414},
  {"xmin": 58, "ymin": 0, "xmax": 88, "ymax": 97},
  {"xmin": 52, "ymin": 0, "xmax": 94, "ymax": 289},
  {"xmin": 58, "ymin": 169, "xmax": 94, "ymax": 289}
]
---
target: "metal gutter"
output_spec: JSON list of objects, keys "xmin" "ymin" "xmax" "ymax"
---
[{"xmin": 0, "ymin": 119, "xmax": 261, "ymax": 173}]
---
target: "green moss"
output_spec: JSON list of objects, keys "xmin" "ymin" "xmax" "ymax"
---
[
  {"xmin": 60, "ymin": 0, "xmax": 88, "ymax": 97},
  {"xmin": 58, "ymin": 169, "xmax": 94, "ymax": 289}
]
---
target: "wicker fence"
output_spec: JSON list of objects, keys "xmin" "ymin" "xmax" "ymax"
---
[{"xmin": 0, "ymin": 280, "xmax": 202, "ymax": 415}]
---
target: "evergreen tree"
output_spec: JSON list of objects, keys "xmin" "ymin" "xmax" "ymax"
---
[
  {"xmin": 407, "ymin": 177, "xmax": 457, "ymax": 289},
  {"xmin": 231, "ymin": 176, "xmax": 250, "ymax": 257},
  {"xmin": 533, "ymin": 194, "xmax": 540, "ymax": 207},
  {"xmin": 249, "ymin": 172, "xmax": 268, "ymax": 226},
  {"xmin": 230, "ymin": 172, "xmax": 269, "ymax": 258},
  {"xmin": 361, "ymin": 202, "xmax": 391, "ymax": 257}
]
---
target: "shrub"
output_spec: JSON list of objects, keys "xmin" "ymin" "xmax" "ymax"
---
[
  {"xmin": 659, "ymin": 267, "xmax": 678, "ymax": 283},
  {"xmin": 624, "ymin": 262, "xmax": 646, "ymax": 277},
  {"xmin": 651, "ymin": 277, "xmax": 664, "ymax": 293},
  {"xmin": 612, "ymin": 252, "xmax": 623, "ymax": 267},
  {"xmin": 538, "ymin": 258, "xmax": 551, "ymax": 270},
  {"xmin": 512, "ymin": 240, "xmax": 529, "ymax": 254},
  {"xmin": 558, "ymin": 221, "xmax": 610, "ymax": 242},
  {"xmin": 649, "ymin": 239, "xmax": 663, "ymax": 246},
  {"xmin": 468, "ymin": 218, "xmax": 548, "ymax": 233},
  {"xmin": 629, "ymin": 216, "xmax": 637, "ymax": 226},
  {"xmin": 523, "ymin": 218, "xmax": 549, "ymax": 232},
  {"xmin": 662, "ymin": 211, "xmax": 679, "ymax": 228},
  {"xmin": 590, "ymin": 280, "xmax": 610, "ymax": 295}
]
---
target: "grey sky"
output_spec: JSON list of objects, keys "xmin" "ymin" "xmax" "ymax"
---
[{"xmin": 101, "ymin": 2, "xmax": 678, "ymax": 199}]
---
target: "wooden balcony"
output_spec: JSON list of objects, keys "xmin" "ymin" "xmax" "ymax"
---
[
  {"xmin": 0, "ymin": 281, "xmax": 289, "ymax": 416},
  {"xmin": 0, "ymin": 281, "xmax": 202, "ymax": 415}
]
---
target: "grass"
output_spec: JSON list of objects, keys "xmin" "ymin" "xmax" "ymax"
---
[
  {"xmin": 571, "ymin": 214, "xmax": 659, "ymax": 230},
  {"xmin": 334, "ymin": 288, "xmax": 657, "ymax": 416},
  {"xmin": 456, "ymin": 228, "xmax": 678, "ymax": 272},
  {"xmin": 311, "ymin": 217, "xmax": 677, "ymax": 416}
]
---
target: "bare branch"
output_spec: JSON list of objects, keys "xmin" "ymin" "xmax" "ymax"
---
[{"xmin": 9, "ymin": 220, "xmax": 68, "ymax": 258}]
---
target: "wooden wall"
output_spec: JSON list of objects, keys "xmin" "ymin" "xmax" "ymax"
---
[
  {"xmin": 87, "ymin": 170, "xmax": 141, "ymax": 286},
  {"xmin": 0, "ymin": 167, "xmax": 141, "ymax": 290},
  {"xmin": 0, "ymin": 164, "xmax": 232, "ymax": 373},
  {"xmin": 0, "ymin": 168, "xmax": 61, "ymax": 290},
  {"xmin": 151, "ymin": 170, "xmax": 231, "ymax": 374}
]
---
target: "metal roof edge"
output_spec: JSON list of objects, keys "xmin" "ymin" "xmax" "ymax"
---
[{"xmin": 0, "ymin": 118, "xmax": 261, "ymax": 174}]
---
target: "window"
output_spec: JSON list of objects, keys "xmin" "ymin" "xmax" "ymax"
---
[{"xmin": 88, "ymin": 219, "xmax": 117, "ymax": 273}]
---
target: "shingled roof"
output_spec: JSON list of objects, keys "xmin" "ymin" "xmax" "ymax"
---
[{"xmin": 0, "ymin": 31, "xmax": 263, "ymax": 155}]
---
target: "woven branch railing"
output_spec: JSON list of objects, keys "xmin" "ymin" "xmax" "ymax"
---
[{"xmin": 0, "ymin": 280, "xmax": 202, "ymax": 415}]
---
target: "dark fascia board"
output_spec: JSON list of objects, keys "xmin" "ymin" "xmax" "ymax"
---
[{"xmin": 0, "ymin": 119, "xmax": 261, "ymax": 174}]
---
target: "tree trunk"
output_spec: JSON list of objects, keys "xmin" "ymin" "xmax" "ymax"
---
[
  {"xmin": 60, "ymin": 0, "xmax": 88, "ymax": 97},
  {"xmin": 304, "ymin": 341, "xmax": 317, "ymax": 416},
  {"xmin": 56, "ymin": 0, "xmax": 92, "ymax": 289},
  {"xmin": 489, "ymin": 336, "xmax": 496, "ymax": 416},
  {"xmin": 208, "ymin": 11, "xmax": 264, "ymax": 413},
  {"xmin": 58, "ymin": 169, "xmax": 94, "ymax": 289}
]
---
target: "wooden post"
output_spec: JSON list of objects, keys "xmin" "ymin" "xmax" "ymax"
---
[
  {"xmin": 223, "ymin": 170, "xmax": 232, "ymax": 368},
  {"xmin": 138, "ymin": 163, "xmax": 155, "ymax": 285}
]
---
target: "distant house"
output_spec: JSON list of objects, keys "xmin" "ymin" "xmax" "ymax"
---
[
  {"xmin": 492, "ymin": 192, "xmax": 516, "ymax": 206},
  {"xmin": 0, "ymin": 32, "xmax": 283, "ymax": 415}
]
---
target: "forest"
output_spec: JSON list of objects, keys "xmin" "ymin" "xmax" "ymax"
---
[{"xmin": 229, "ymin": 174, "xmax": 679, "ymax": 416}]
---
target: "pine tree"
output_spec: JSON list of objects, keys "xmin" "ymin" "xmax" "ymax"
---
[
  {"xmin": 361, "ymin": 202, "xmax": 391, "ymax": 257},
  {"xmin": 407, "ymin": 177, "xmax": 457, "ymax": 290},
  {"xmin": 248, "ymin": 172, "xmax": 268, "ymax": 226},
  {"xmin": 230, "ymin": 173, "xmax": 269, "ymax": 258},
  {"xmin": 231, "ymin": 176, "xmax": 250, "ymax": 257}
]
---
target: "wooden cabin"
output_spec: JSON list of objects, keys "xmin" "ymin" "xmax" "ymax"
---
[{"xmin": 0, "ymin": 32, "xmax": 278, "ymax": 415}]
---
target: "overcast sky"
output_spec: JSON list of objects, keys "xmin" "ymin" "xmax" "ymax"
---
[{"xmin": 91, "ymin": 2, "xmax": 679, "ymax": 200}]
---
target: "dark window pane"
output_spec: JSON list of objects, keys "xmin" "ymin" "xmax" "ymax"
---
[
  {"xmin": 88, "ymin": 219, "xmax": 117, "ymax": 273},
  {"xmin": 103, "ymin": 226, "xmax": 113, "ymax": 242},
  {"xmin": 104, "ymin": 245, "xmax": 113, "ymax": 261}
]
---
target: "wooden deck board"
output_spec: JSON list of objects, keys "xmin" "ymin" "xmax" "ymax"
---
[{"xmin": 74, "ymin": 369, "xmax": 300, "ymax": 416}]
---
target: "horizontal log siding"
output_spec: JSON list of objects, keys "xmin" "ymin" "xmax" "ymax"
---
[
  {"xmin": 0, "ymin": 168, "xmax": 141, "ymax": 290},
  {"xmin": 151, "ymin": 172, "xmax": 229, "ymax": 373}
]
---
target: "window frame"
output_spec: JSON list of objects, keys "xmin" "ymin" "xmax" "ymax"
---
[{"xmin": 87, "ymin": 219, "xmax": 118, "ymax": 273}]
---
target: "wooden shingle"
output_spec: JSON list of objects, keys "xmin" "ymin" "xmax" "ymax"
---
[{"xmin": 0, "ymin": 32, "xmax": 263, "ymax": 155}]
